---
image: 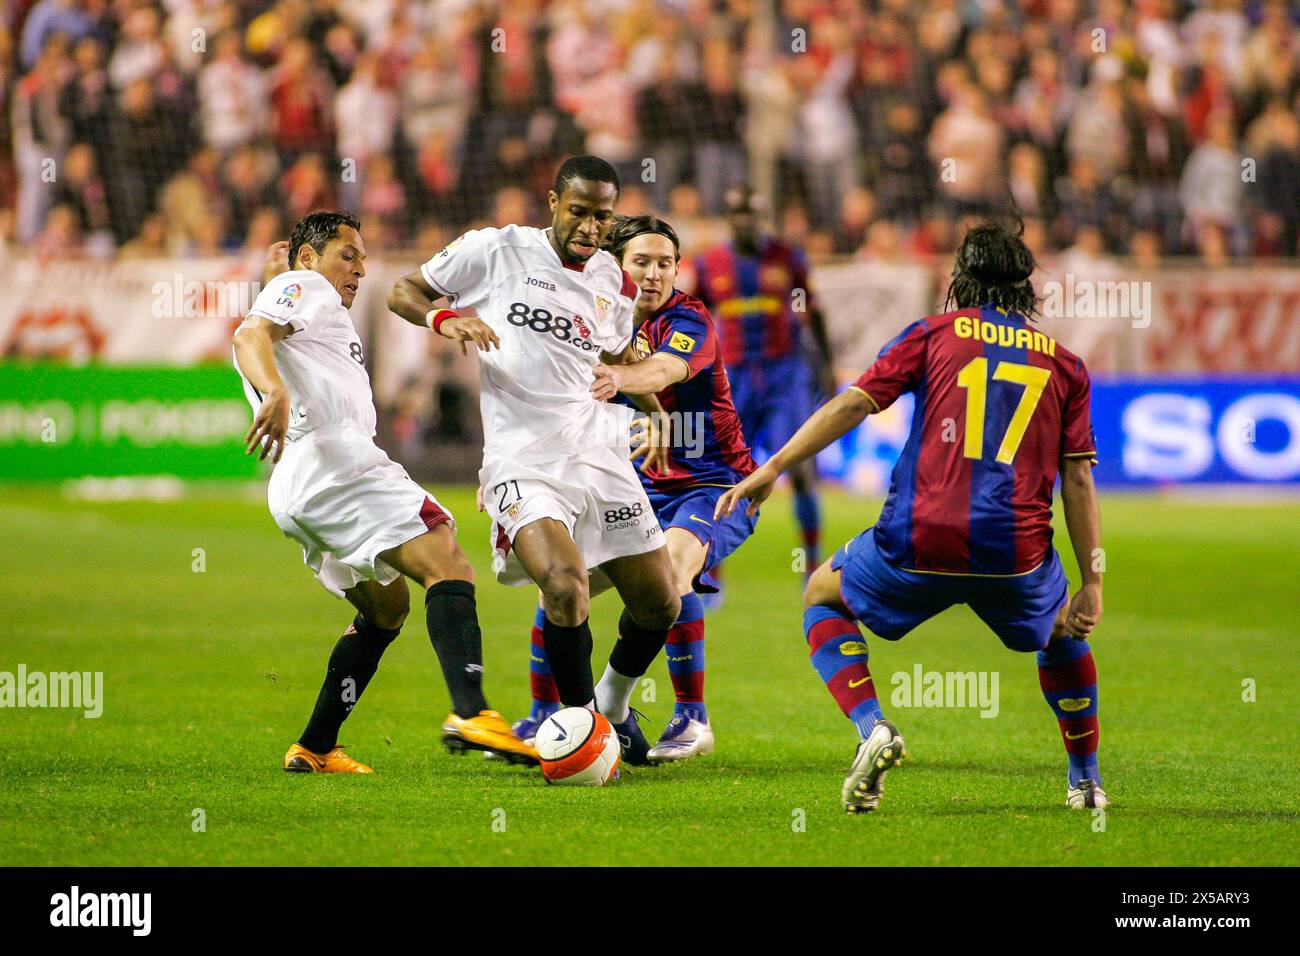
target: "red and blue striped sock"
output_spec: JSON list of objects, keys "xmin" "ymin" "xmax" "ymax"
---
[
  {"xmin": 795, "ymin": 490, "xmax": 821, "ymax": 571},
  {"xmin": 528, "ymin": 605, "xmax": 560, "ymax": 718},
  {"xmin": 1037, "ymin": 638, "xmax": 1100, "ymax": 787},
  {"xmin": 665, "ymin": 592, "xmax": 706, "ymax": 723},
  {"xmin": 804, "ymin": 605, "xmax": 881, "ymax": 739}
]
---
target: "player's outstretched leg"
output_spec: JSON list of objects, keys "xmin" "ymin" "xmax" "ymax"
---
[
  {"xmin": 647, "ymin": 591, "xmax": 714, "ymax": 762},
  {"xmin": 381, "ymin": 526, "xmax": 538, "ymax": 765},
  {"xmin": 285, "ymin": 579, "xmax": 408, "ymax": 774},
  {"xmin": 596, "ymin": 549, "xmax": 681, "ymax": 766},
  {"xmin": 512, "ymin": 602, "xmax": 562, "ymax": 746},
  {"xmin": 1038, "ymin": 626, "xmax": 1105, "ymax": 809},
  {"xmin": 804, "ymin": 561, "xmax": 905, "ymax": 813}
]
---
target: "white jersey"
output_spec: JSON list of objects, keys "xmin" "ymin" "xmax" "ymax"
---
[
  {"xmin": 420, "ymin": 224, "xmax": 638, "ymax": 466},
  {"xmin": 234, "ymin": 269, "xmax": 376, "ymax": 442}
]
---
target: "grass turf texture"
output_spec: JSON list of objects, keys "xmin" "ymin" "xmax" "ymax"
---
[{"xmin": 1, "ymin": 483, "xmax": 1297, "ymax": 867}]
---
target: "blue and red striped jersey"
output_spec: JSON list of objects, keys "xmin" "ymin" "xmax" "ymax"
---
[
  {"xmin": 693, "ymin": 238, "xmax": 812, "ymax": 366},
  {"xmin": 617, "ymin": 289, "xmax": 756, "ymax": 493},
  {"xmin": 852, "ymin": 304, "xmax": 1097, "ymax": 576}
]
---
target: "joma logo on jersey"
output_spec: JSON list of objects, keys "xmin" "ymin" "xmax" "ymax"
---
[{"xmin": 525, "ymin": 276, "xmax": 557, "ymax": 292}]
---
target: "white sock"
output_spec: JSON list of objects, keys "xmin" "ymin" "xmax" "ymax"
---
[{"xmin": 595, "ymin": 664, "xmax": 636, "ymax": 724}]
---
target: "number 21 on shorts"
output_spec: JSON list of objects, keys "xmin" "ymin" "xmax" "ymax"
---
[{"xmin": 956, "ymin": 358, "xmax": 1051, "ymax": 464}]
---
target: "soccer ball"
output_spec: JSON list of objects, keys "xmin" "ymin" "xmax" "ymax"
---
[{"xmin": 535, "ymin": 707, "xmax": 621, "ymax": 786}]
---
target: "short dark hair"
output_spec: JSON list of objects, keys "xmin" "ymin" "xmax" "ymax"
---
[
  {"xmin": 944, "ymin": 219, "xmax": 1039, "ymax": 317},
  {"xmin": 552, "ymin": 155, "xmax": 619, "ymax": 198},
  {"xmin": 288, "ymin": 210, "xmax": 361, "ymax": 267},
  {"xmin": 602, "ymin": 215, "xmax": 680, "ymax": 262}
]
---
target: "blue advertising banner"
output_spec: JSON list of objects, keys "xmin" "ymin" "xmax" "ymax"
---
[
  {"xmin": 1088, "ymin": 379, "xmax": 1300, "ymax": 485},
  {"xmin": 811, "ymin": 380, "xmax": 1300, "ymax": 489}
]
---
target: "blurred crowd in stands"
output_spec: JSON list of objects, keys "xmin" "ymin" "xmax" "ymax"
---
[{"xmin": 3, "ymin": 0, "xmax": 1298, "ymax": 267}]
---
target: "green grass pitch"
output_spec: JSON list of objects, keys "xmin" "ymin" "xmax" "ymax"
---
[{"xmin": 1, "ymin": 483, "xmax": 1297, "ymax": 867}]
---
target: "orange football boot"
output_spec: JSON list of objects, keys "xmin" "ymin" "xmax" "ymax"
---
[
  {"xmin": 442, "ymin": 710, "xmax": 539, "ymax": 765},
  {"xmin": 283, "ymin": 743, "xmax": 374, "ymax": 774}
]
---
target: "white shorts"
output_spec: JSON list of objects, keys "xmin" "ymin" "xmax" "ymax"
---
[
  {"xmin": 481, "ymin": 444, "xmax": 665, "ymax": 587},
  {"xmin": 268, "ymin": 424, "xmax": 454, "ymax": 598}
]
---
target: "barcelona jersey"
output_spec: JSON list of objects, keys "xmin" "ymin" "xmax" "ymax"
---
[
  {"xmin": 693, "ymin": 238, "xmax": 813, "ymax": 366},
  {"xmin": 851, "ymin": 305, "xmax": 1097, "ymax": 576},
  {"xmin": 617, "ymin": 289, "xmax": 756, "ymax": 494}
]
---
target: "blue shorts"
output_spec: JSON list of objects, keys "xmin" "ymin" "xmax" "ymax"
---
[
  {"xmin": 647, "ymin": 485, "xmax": 757, "ymax": 593},
  {"xmin": 831, "ymin": 528, "xmax": 1069, "ymax": 652},
  {"xmin": 728, "ymin": 355, "xmax": 815, "ymax": 457}
]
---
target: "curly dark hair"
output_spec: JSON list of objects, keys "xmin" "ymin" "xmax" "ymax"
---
[
  {"xmin": 602, "ymin": 214, "xmax": 681, "ymax": 263},
  {"xmin": 288, "ymin": 210, "xmax": 361, "ymax": 268},
  {"xmin": 944, "ymin": 219, "xmax": 1039, "ymax": 318}
]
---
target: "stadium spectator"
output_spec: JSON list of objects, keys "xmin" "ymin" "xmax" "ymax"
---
[
  {"xmin": 268, "ymin": 37, "xmax": 333, "ymax": 164},
  {"xmin": 11, "ymin": 36, "xmax": 71, "ymax": 242},
  {"xmin": 159, "ymin": 147, "xmax": 222, "ymax": 249},
  {"xmin": 1179, "ymin": 111, "xmax": 1247, "ymax": 255},
  {"xmin": 116, "ymin": 212, "xmax": 168, "ymax": 259},
  {"xmin": 19, "ymin": 0, "xmax": 93, "ymax": 70},
  {"xmin": 102, "ymin": 77, "xmax": 187, "ymax": 244},
  {"xmin": 198, "ymin": 30, "xmax": 266, "ymax": 155},
  {"xmin": 335, "ymin": 52, "xmax": 397, "ymax": 209},
  {"xmin": 51, "ymin": 140, "xmax": 107, "ymax": 238},
  {"xmin": 694, "ymin": 40, "xmax": 747, "ymax": 215},
  {"xmin": 928, "ymin": 81, "xmax": 1004, "ymax": 218}
]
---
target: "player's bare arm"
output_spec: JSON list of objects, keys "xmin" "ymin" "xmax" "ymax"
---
[
  {"xmin": 387, "ymin": 269, "xmax": 500, "ymax": 355},
  {"xmin": 590, "ymin": 346, "xmax": 679, "ymax": 472},
  {"xmin": 1059, "ymin": 456, "xmax": 1104, "ymax": 639},
  {"xmin": 716, "ymin": 387, "xmax": 875, "ymax": 518},
  {"xmin": 591, "ymin": 352, "xmax": 689, "ymax": 400},
  {"xmin": 233, "ymin": 315, "xmax": 292, "ymax": 462}
]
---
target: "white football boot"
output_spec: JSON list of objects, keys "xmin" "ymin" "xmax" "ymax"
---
[
  {"xmin": 842, "ymin": 719, "xmax": 906, "ymax": 814},
  {"xmin": 1066, "ymin": 778, "xmax": 1109, "ymax": 810},
  {"xmin": 646, "ymin": 712, "xmax": 715, "ymax": 762}
]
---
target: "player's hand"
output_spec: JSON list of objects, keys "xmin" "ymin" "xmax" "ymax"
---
[
  {"xmin": 262, "ymin": 240, "xmax": 290, "ymax": 285},
  {"xmin": 245, "ymin": 387, "xmax": 290, "ymax": 463},
  {"xmin": 1065, "ymin": 582, "xmax": 1103, "ymax": 639},
  {"xmin": 475, "ymin": 485, "xmax": 485, "ymax": 513},
  {"xmin": 714, "ymin": 462, "xmax": 779, "ymax": 519},
  {"xmin": 629, "ymin": 414, "xmax": 670, "ymax": 473},
  {"xmin": 438, "ymin": 314, "xmax": 500, "ymax": 356},
  {"xmin": 591, "ymin": 364, "xmax": 622, "ymax": 402}
]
